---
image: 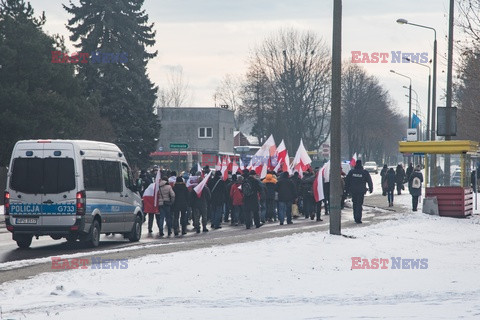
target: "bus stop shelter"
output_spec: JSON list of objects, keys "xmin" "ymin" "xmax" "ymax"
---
[{"xmin": 399, "ymin": 140, "xmax": 480, "ymax": 217}]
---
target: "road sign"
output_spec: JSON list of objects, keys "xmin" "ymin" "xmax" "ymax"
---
[{"xmin": 170, "ymin": 143, "xmax": 188, "ymax": 149}]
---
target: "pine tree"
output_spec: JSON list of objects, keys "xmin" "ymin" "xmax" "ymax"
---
[
  {"xmin": 0, "ymin": 0, "xmax": 110, "ymax": 165},
  {"xmin": 64, "ymin": 0, "xmax": 160, "ymax": 168}
]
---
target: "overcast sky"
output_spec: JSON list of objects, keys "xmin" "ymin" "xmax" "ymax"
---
[{"xmin": 39, "ymin": 0, "xmax": 463, "ymax": 124}]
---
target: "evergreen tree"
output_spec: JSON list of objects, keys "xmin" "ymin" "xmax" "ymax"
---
[
  {"xmin": 64, "ymin": 0, "xmax": 160, "ymax": 168},
  {"xmin": 0, "ymin": 0, "xmax": 111, "ymax": 166}
]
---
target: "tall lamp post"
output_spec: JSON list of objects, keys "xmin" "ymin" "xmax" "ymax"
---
[
  {"xmin": 396, "ymin": 18, "xmax": 437, "ymax": 142},
  {"xmin": 397, "ymin": 18, "xmax": 438, "ymax": 186},
  {"xmin": 404, "ymin": 57, "xmax": 431, "ymax": 141},
  {"xmin": 391, "ymin": 70, "xmax": 412, "ymax": 128}
]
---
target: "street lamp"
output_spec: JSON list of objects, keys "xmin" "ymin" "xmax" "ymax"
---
[
  {"xmin": 396, "ymin": 18, "xmax": 437, "ymax": 142},
  {"xmin": 404, "ymin": 57, "xmax": 432, "ymax": 141},
  {"xmin": 391, "ymin": 70, "xmax": 412, "ymax": 128}
]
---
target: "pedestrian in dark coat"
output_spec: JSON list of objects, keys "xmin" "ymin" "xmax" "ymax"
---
[
  {"xmin": 172, "ymin": 177, "xmax": 189, "ymax": 235},
  {"xmin": 301, "ymin": 172, "xmax": 316, "ymax": 220},
  {"xmin": 275, "ymin": 171, "xmax": 296, "ymax": 225},
  {"xmin": 345, "ymin": 160, "xmax": 373, "ymax": 224},
  {"xmin": 405, "ymin": 163, "xmax": 414, "ymax": 181},
  {"xmin": 408, "ymin": 164, "xmax": 424, "ymax": 212},
  {"xmin": 229, "ymin": 175, "xmax": 244, "ymax": 225},
  {"xmin": 380, "ymin": 164, "xmax": 388, "ymax": 196},
  {"xmin": 208, "ymin": 171, "xmax": 227, "ymax": 229},
  {"xmin": 190, "ymin": 179, "xmax": 211, "ymax": 233},
  {"xmin": 395, "ymin": 164, "xmax": 406, "ymax": 195},
  {"xmin": 242, "ymin": 170, "xmax": 264, "ymax": 229},
  {"xmin": 386, "ymin": 168, "xmax": 396, "ymax": 207}
]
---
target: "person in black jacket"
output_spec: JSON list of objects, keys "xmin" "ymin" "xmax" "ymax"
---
[
  {"xmin": 242, "ymin": 170, "xmax": 265, "ymax": 229},
  {"xmin": 275, "ymin": 171, "xmax": 296, "ymax": 225},
  {"xmin": 408, "ymin": 164, "xmax": 424, "ymax": 211},
  {"xmin": 208, "ymin": 171, "xmax": 227, "ymax": 229},
  {"xmin": 190, "ymin": 178, "xmax": 211, "ymax": 233},
  {"xmin": 380, "ymin": 164, "xmax": 388, "ymax": 196},
  {"xmin": 345, "ymin": 160, "xmax": 373, "ymax": 224},
  {"xmin": 395, "ymin": 164, "xmax": 406, "ymax": 195},
  {"xmin": 386, "ymin": 168, "xmax": 396, "ymax": 207},
  {"xmin": 172, "ymin": 177, "xmax": 190, "ymax": 235},
  {"xmin": 301, "ymin": 171, "xmax": 316, "ymax": 220}
]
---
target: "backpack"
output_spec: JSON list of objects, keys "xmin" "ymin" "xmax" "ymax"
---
[
  {"xmin": 242, "ymin": 179, "xmax": 255, "ymax": 197},
  {"xmin": 412, "ymin": 176, "xmax": 421, "ymax": 189}
]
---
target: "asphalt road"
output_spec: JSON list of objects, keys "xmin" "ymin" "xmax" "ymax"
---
[{"xmin": 0, "ymin": 194, "xmax": 399, "ymax": 284}]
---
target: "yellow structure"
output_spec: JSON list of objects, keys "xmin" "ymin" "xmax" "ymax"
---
[{"xmin": 398, "ymin": 140, "xmax": 480, "ymax": 187}]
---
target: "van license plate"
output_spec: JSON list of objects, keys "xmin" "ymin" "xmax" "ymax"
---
[{"xmin": 16, "ymin": 218, "xmax": 38, "ymax": 224}]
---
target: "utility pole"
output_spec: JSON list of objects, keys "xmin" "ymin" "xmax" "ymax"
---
[
  {"xmin": 444, "ymin": 0, "xmax": 454, "ymax": 185},
  {"xmin": 330, "ymin": 0, "xmax": 342, "ymax": 235}
]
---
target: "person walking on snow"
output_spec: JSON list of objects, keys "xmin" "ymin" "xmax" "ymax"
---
[
  {"xmin": 386, "ymin": 167, "xmax": 396, "ymax": 207},
  {"xmin": 408, "ymin": 164, "xmax": 424, "ymax": 212},
  {"xmin": 345, "ymin": 160, "xmax": 373, "ymax": 224}
]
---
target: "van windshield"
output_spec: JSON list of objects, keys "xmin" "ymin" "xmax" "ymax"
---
[{"xmin": 10, "ymin": 158, "xmax": 75, "ymax": 194}]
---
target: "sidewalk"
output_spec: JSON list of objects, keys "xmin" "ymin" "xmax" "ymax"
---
[{"xmin": 363, "ymin": 192, "xmax": 411, "ymax": 213}]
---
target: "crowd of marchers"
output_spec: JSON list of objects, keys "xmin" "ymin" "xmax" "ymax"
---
[{"xmin": 137, "ymin": 165, "xmax": 337, "ymax": 238}]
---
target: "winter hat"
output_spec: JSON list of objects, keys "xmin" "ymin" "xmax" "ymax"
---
[
  {"xmin": 176, "ymin": 176, "xmax": 184, "ymax": 183},
  {"xmin": 249, "ymin": 170, "xmax": 257, "ymax": 176},
  {"xmin": 415, "ymin": 164, "xmax": 421, "ymax": 170},
  {"xmin": 215, "ymin": 170, "xmax": 222, "ymax": 177},
  {"xmin": 237, "ymin": 176, "xmax": 244, "ymax": 183}
]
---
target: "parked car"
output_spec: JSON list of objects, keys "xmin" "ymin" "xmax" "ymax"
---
[
  {"xmin": 450, "ymin": 169, "xmax": 461, "ymax": 186},
  {"xmin": 364, "ymin": 161, "xmax": 378, "ymax": 174}
]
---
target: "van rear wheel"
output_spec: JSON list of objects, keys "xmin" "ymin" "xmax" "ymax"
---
[
  {"xmin": 128, "ymin": 215, "xmax": 142, "ymax": 242},
  {"xmin": 16, "ymin": 235, "xmax": 33, "ymax": 249},
  {"xmin": 85, "ymin": 220, "xmax": 100, "ymax": 248}
]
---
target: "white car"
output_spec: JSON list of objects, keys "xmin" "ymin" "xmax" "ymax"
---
[{"xmin": 364, "ymin": 161, "xmax": 378, "ymax": 174}]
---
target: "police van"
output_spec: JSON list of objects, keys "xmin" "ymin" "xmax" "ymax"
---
[{"xmin": 4, "ymin": 140, "xmax": 144, "ymax": 248}]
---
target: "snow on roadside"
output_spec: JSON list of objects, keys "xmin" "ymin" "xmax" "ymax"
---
[{"xmin": 1, "ymin": 211, "xmax": 480, "ymax": 319}]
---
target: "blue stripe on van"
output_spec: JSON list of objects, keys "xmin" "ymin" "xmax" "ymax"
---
[
  {"xmin": 10, "ymin": 203, "xmax": 137, "ymax": 215},
  {"xmin": 86, "ymin": 204, "xmax": 137, "ymax": 214}
]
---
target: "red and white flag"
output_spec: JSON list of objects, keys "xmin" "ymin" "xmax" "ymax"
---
[
  {"xmin": 221, "ymin": 156, "xmax": 228, "ymax": 181},
  {"xmin": 322, "ymin": 160, "xmax": 331, "ymax": 183},
  {"xmin": 313, "ymin": 170, "xmax": 325, "ymax": 203},
  {"xmin": 239, "ymin": 158, "xmax": 245, "ymax": 171},
  {"xmin": 142, "ymin": 182, "xmax": 159, "ymax": 214},
  {"xmin": 232, "ymin": 160, "xmax": 239, "ymax": 174},
  {"xmin": 273, "ymin": 159, "xmax": 282, "ymax": 173},
  {"xmin": 260, "ymin": 162, "xmax": 268, "ymax": 179},
  {"xmin": 350, "ymin": 153, "xmax": 357, "ymax": 167},
  {"xmin": 293, "ymin": 139, "xmax": 312, "ymax": 175},
  {"xmin": 215, "ymin": 157, "xmax": 222, "ymax": 171},
  {"xmin": 194, "ymin": 171, "xmax": 212, "ymax": 198},
  {"xmin": 153, "ymin": 169, "xmax": 161, "ymax": 207},
  {"xmin": 277, "ymin": 139, "xmax": 287, "ymax": 165},
  {"xmin": 197, "ymin": 163, "xmax": 202, "ymax": 174}
]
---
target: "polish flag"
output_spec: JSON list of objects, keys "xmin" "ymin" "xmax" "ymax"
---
[
  {"xmin": 273, "ymin": 159, "xmax": 282, "ymax": 173},
  {"xmin": 239, "ymin": 158, "xmax": 245, "ymax": 171},
  {"xmin": 283, "ymin": 151, "xmax": 292, "ymax": 175},
  {"xmin": 215, "ymin": 157, "xmax": 222, "ymax": 171},
  {"xmin": 142, "ymin": 182, "xmax": 159, "ymax": 214},
  {"xmin": 350, "ymin": 153, "xmax": 357, "ymax": 167},
  {"xmin": 194, "ymin": 171, "xmax": 212, "ymax": 198},
  {"xmin": 231, "ymin": 160, "xmax": 239, "ymax": 174},
  {"xmin": 313, "ymin": 170, "xmax": 325, "ymax": 203},
  {"xmin": 197, "ymin": 162, "xmax": 202, "ymax": 174},
  {"xmin": 293, "ymin": 139, "xmax": 312, "ymax": 174},
  {"xmin": 260, "ymin": 162, "xmax": 268, "ymax": 179},
  {"xmin": 322, "ymin": 160, "xmax": 331, "ymax": 183},
  {"xmin": 153, "ymin": 169, "xmax": 161, "ymax": 207},
  {"xmin": 277, "ymin": 140, "xmax": 287, "ymax": 164},
  {"xmin": 221, "ymin": 156, "xmax": 228, "ymax": 181}
]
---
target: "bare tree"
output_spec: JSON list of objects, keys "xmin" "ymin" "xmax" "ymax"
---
[
  {"xmin": 213, "ymin": 74, "xmax": 244, "ymax": 129},
  {"xmin": 240, "ymin": 28, "xmax": 331, "ymax": 151},
  {"xmin": 156, "ymin": 66, "xmax": 193, "ymax": 107},
  {"xmin": 342, "ymin": 64, "xmax": 404, "ymax": 163}
]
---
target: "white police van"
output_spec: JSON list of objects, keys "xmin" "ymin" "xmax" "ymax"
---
[{"xmin": 4, "ymin": 140, "xmax": 143, "ymax": 248}]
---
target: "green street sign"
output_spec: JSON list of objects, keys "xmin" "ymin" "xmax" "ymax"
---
[{"xmin": 170, "ymin": 143, "xmax": 188, "ymax": 149}]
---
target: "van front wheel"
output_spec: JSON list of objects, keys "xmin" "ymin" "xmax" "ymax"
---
[
  {"xmin": 128, "ymin": 215, "xmax": 142, "ymax": 242},
  {"xmin": 16, "ymin": 235, "xmax": 33, "ymax": 249}
]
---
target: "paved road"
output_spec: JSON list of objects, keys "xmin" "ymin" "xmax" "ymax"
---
[{"xmin": 0, "ymin": 194, "xmax": 402, "ymax": 284}]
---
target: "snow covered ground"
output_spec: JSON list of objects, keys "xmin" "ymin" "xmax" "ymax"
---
[{"xmin": 1, "ymin": 197, "xmax": 480, "ymax": 318}]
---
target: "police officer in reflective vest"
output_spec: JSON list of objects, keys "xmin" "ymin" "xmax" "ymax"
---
[{"xmin": 345, "ymin": 160, "xmax": 373, "ymax": 224}]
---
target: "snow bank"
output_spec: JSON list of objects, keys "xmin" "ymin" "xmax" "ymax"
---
[{"xmin": 1, "ymin": 210, "xmax": 480, "ymax": 319}]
